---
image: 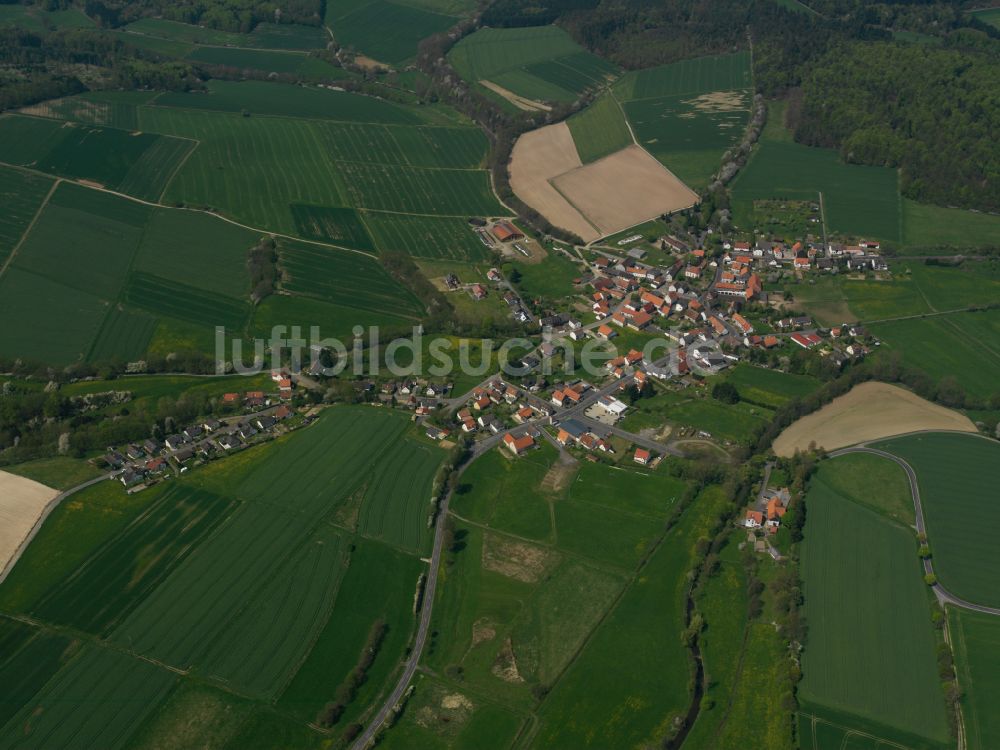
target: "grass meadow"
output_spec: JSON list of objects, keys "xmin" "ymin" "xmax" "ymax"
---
[
  {"xmin": 732, "ymin": 101, "xmax": 901, "ymax": 241},
  {"xmin": 876, "ymin": 433, "xmax": 1000, "ymax": 607},
  {"xmin": 949, "ymin": 607, "xmax": 1000, "ymax": 750},
  {"xmin": 723, "ymin": 364, "xmax": 820, "ymax": 408},
  {"xmin": 799, "ymin": 456, "xmax": 951, "ymax": 748}
]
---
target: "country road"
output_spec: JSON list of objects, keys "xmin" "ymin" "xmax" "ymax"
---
[{"xmin": 829, "ymin": 445, "xmax": 1000, "ymax": 617}]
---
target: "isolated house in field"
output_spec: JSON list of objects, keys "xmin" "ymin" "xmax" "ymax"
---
[
  {"xmin": 633, "ymin": 448, "xmax": 651, "ymax": 465},
  {"xmin": 502, "ymin": 432, "xmax": 535, "ymax": 456}
]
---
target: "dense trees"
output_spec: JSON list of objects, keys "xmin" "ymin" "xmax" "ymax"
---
[{"xmin": 793, "ymin": 41, "xmax": 1000, "ymax": 211}]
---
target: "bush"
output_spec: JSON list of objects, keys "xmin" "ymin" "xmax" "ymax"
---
[{"xmin": 712, "ymin": 381, "xmax": 740, "ymax": 404}]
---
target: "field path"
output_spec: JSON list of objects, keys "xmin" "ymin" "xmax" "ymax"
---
[
  {"xmin": 829, "ymin": 442, "xmax": 1000, "ymax": 617},
  {"xmin": 0, "ymin": 161, "xmax": 382, "ymax": 261},
  {"xmin": 0, "ymin": 176, "xmax": 61, "ymax": 282}
]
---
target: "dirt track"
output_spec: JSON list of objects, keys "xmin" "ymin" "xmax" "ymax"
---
[
  {"xmin": 0, "ymin": 471, "xmax": 59, "ymax": 575},
  {"xmin": 773, "ymin": 382, "xmax": 977, "ymax": 457}
]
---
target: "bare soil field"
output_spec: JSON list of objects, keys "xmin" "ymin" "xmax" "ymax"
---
[
  {"xmin": 508, "ymin": 123, "xmax": 600, "ymax": 242},
  {"xmin": 773, "ymin": 382, "xmax": 976, "ymax": 456},
  {"xmin": 0, "ymin": 471, "xmax": 60, "ymax": 578},
  {"xmin": 482, "ymin": 532, "xmax": 557, "ymax": 583},
  {"xmin": 480, "ymin": 80, "xmax": 551, "ymax": 112},
  {"xmin": 552, "ymin": 145, "xmax": 699, "ymax": 235}
]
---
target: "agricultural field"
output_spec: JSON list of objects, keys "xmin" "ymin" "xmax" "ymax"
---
[
  {"xmin": 0, "ymin": 4, "xmax": 93, "ymax": 31},
  {"xmin": 449, "ymin": 26, "xmax": 618, "ymax": 104},
  {"xmin": 799, "ymin": 456, "xmax": 951, "ymax": 749},
  {"xmin": 565, "ymin": 92, "xmax": 633, "ymax": 164},
  {"xmin": 0, "ymin": 114, "xmax": 194, "ymax": 201},
  {"xmin": 532, "ymin": 485, "xmax": 728, "ymax": 749},
  {"xmin": 875, "ymin": 433, "xmax": 1000, "ymax": 608},
  {"xmin": 731, "ymin": 101, "xmax": 902, "ymax": 241},
  {"xmin": 970, "ymin": 7, "xmax": 1000, "ymax": 29},
  {"xmin": 900, "ymin": 199, "xmax": 1000, "ymax": 250},
  {"xmin": 185, "ymin": 46, "xmax": 344, "ymax": 78},
  {"xmin": 3, "ymin": 456, "xmax": 103, "ymax": 491},
  {"xmin": 614, "ymin": 51, "xmax": 752, "ymax": 190},
  {"xmin": 123, "ymin": 18, "xmax": 328, "ymax": 50},
  {"xmin": 948, "ymin": 608, "xmax": 1000, "ymax": 750},
  {"xmin": 19, "ymin": 90, "xmax": 159, "ymax": 130},
  {"xmin": 722, "ymin": 364, "xmax": 820, "ymax": 408},
  {"xmin": 0, "ymin": 166, "xmax": 53, "ymax": 266},
  {"xmin": 327, "ymin": 0, "xmax": 458, "ymax": 65},
  {"xmin": 364, "ymin": 213, "xmax": 492, "ymax": 261}
]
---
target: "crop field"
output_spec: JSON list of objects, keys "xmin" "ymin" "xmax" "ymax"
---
[
  {"xmin": 327, "ymin": 0, "xmax": 457, "ymax": 65},
  {"xmin": 0, "ymin": 4, "xmax": 92, "ymax": 31},
  {"xmin": 358, "ymin": 438, "xmax": 440, "ymax": 551},
  {"xmin": 566, "ymin": 92, "xmax": 633, "ymax": 164},
  {"xmin": 0, "ymin": 621, "xmax": 77, "ymax": 730},
  {"xmin": 876, "ymin": 433, "xmax": 1000, "ymax": 608},
  {"xmin": 872, "ymin": 309, "xmax": 1000, "ymax": 399},
  {"xmin": 799, "ymin": 457, "xmax": 951, "ymax": 747},
  {"xmin": 198, "ymin": 525, "xmax": 346, "ymax": 698},
  {"xmin": 29, "ymin": 486, "xmax": 236, "ymax": 637},
  {"xmin": 0, "ymin": 114, "xmax": 193, "ymax": 201},
  {"xmin": 124, "ymin": 272, "xmax": 251, "ymax": 330},
  {"xmin": 251, "ymin": 294, "xmax": 418, "ymax": 344},
  {"xmin": 971, "ymin": 7, "xmax": 1000, "ymax": 29},
  {"xmin": 949, "ymin": 608, "xmax": 1000, "ymax": 750},
  {"xmin": 0, "ymin": 645, "xmax": 176, "ymax": 750},
  {"xmin": 723, "ymin": 364, "xmax": 821, "ymax": 408},
  {"xmin": 901, "ymin": 199, "xmax": 1000, "ymax": 250},
  {"xmin": 534, "ymin": 486, "xmax": 728, "ymax": 749},
  {"xmin": 449, "ymin": 26, "xmax": 618, "ymax": 103},
  {"xmin": 0, "ymin": 167, "xmax": 53, "ymax": 265},
  {"xmin": 124, "ymin": 18, "xmax": 328, "ymax": 50},
  {"xmin": 324, "ymin": 121, "xmax": 488, "ymax": 169},
  {"xmin": 363, "ymin": 212, "xmax": 491, "ymax": 261},
  {"xmin": 732, "ymin": 102, "xmax": 901, "ymax": 241},
  {"xmin": 289, "ymin": 204, "xmax": 373, "ymax": 248},
  {"xmin": 87, "ymin": 306, "xmax": 159, "ymax": 362},
  {"xmin": 278, "ymin": 239, "xmax": 423, "ymax": 316},
  {"xmin": 19, "ymin": 91, "xmax": 158, "ymax": 130},
  {"xmin": 185, "ymin": 46, "xmax": 343, "ymax": 78},
  {"xmin": 614, "ymin": 52, "xmax": 752, "ymax": 190},
  {"xmin": 152, "ymin": 80, "xmax": 421, "ymax": 123},
  {"xmin": 339, "ymin": 161, "xmax": 502, "ymax": 215},
  {"xmin": 277, "ymin": 537, "xmax": 423, "ymax": 726}
]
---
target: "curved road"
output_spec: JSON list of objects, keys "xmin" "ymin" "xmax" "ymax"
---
[{"xmin": 829, "ymin": 445, "xmax": 1000, "ymax": 617}]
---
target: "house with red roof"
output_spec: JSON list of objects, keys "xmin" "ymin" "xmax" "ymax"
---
[{"xmin": 503, "ymin": 432, "xmax": 535, "ymax": 455}]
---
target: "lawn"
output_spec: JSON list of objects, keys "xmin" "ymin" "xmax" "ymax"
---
[
  {"xmin": 948, "ymin": 607, "xmax": 1000, "ymax": 750},
  {"xmin": 506, "ymin": 251, "xmax": 581, "ymax": 302},
  {"xmin": 799, "ymin": 457, "xmax": 951, "ymax": 747},
  {"xmin": 533, "ymin": 485, "xmax": 728, "ymax": 748},
  {"xmin": 566, "ymin": 92, "xmax": 633, "ymax": 164},
  {"xmin": 875, "ymin": 432, "xmax": 1000, "ymax": 608},
  {"xmin": 732, "ymin": 101, "xmax": 901, "ymax": 241},
  {"xmin": 669, "ymin": 395, "xmax": 772, "ymax": 445}
]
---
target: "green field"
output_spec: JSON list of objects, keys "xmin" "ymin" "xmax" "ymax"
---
[
  {"xmin": 723, "ymin": 364, "xmax": 820, "ymax": 408},
  {"xmin": 505, "ymin": 251, "xmax": 581, "ymax": 301},
  {"xmin": 876, "ymin": 433, "xmax": 1000, "ymax": 608},
  {"xmin": 0, "ymin": 166, "xmax": 53, "ymax": 266},
  {"xmin": 0, "ymin": 4, "xmax": 93, "ymax": 31},
  {"xmin": 364, "ymin": 212, "xmax": 492, "ymax": 261},
  {"xmin": 566, "ymin": 92, "xmax": 633, "ymax": 163},
  {"xmin": 124, "ymin": 18, "xmax": 328, "ymax": 50},
  {"xmin": 185, "ymin": 46, "xmax": 343, "ymax": 78},
  {"xmin": 327, "ymin": 0, "xmax": 457, "ymax": 65},
  {"xmin": 2, "ymin": 456, "xmax": 103, "ymax": 490},
  {"xmin": 971, "ymin": 7, "xmax": 1000, "ymax": 29},
  {"xmin": 901, "ymin": 199, "xmax": 1000, "ymax": 250},
  {"xmin": 949, "ymin": 607, "xmax": 1000, "ymax": 750},
  {"xmin": 732, "ymin": 101, "xmax": 901, "ymax": 241},
  {"xmin": 614, "ymin": 51, "xmax": 752, "ymax": 190},
  {"xmin": 449, "ymin": 26, "xmax": 618, "ymax": 103},
  {"xmin": 799, "ymin": 456, "xmax": 951, "ymax": 748},
  {"xmin": 0, "ymin": 114, "xmax": 193, "ymax": 201}
]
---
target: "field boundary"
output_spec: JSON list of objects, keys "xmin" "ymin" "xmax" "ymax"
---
[{"xmin": 0, "ymin": 177, "xmax": 60, "ymax": 282}]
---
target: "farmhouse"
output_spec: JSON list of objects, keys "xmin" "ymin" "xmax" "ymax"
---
[{"xmin": 492, "ymin": 221, "xmax": 524, "ymax": 243}]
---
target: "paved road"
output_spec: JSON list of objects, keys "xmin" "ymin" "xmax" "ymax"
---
[{"xmin": 829, "ymin": 445, "xmax": 1000, "ymax": 617}]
